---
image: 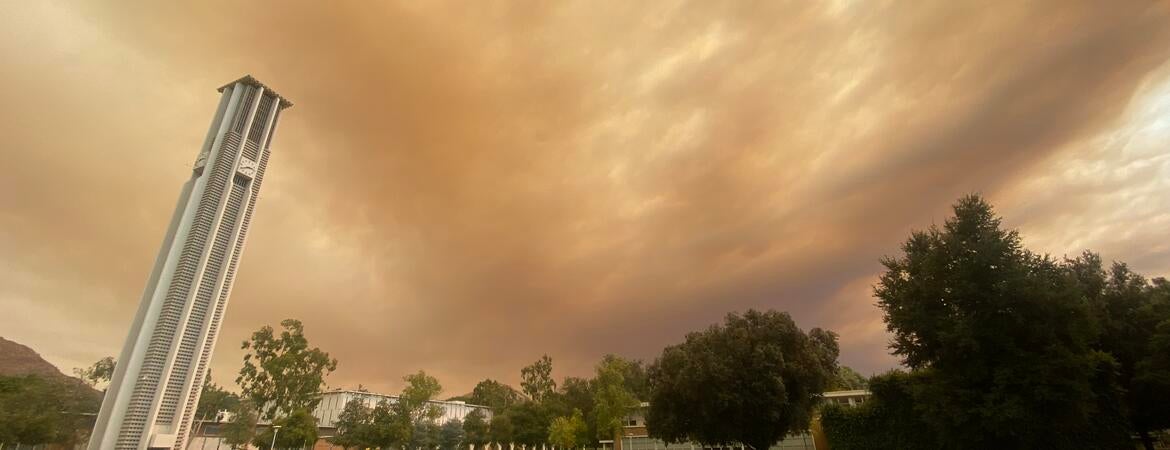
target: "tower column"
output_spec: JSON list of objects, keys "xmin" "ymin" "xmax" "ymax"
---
[{"xmin": 88, "ymin": 75, "xmax": 292, "ymax": 450}]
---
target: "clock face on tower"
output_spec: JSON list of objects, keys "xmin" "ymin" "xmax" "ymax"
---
[{"xmin": 237, "ymin": 158, "xmax": 257, "ymax": 179}]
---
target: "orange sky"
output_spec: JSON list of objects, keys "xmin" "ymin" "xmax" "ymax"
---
[{"xmin": 2, "ymin": 0, "xmax": 1169, "ymax": 396}]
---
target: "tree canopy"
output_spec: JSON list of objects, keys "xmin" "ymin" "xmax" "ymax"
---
[
  {"xmin": 470, "ymin": 379, "xmax": 524, "ymax": 410},
  {"xmin": 0, "ymin": 374, "xmax": 100, "ymax": 447},
  {"xmin": 439, "ymin": 418, "xmax": 466, "ymax": 450},
  {"xmin": 873, "ymin": 195, "xmax": 1132, "ymax": 449},
  {"xmin": 398, "ymin": 370, "xmax": 444, "ymax": 424},
  {"xmin": 221, "ymin": 400, "xmax": 259, "ymax": 450},
  {"xmin": 646, "ymin": 309, "xmax": 838, "ymax": 450},
  {"xmin": 521, "ymin": 355, "xmax": 557, "ymax": 403},
  {"xmin": 592, "ymin": 356, "xmax": 638, "ymax": 442},
  {"xmin": 548, "ymin": 409, "xmax": 588, "ymax": 449},
  {"xmin": 236, "ymin": 319, "xmax": 337, "ymax": 421},
  {"xmin": 195, "ymin": 375, "xmax": 240, "ymax": 421},
  {"xmin": 463, "ymin": 408, "xmax": 490, "ymax": 446},
  {"xmin": 1071, "ymin": 254, "xmax": 1170, "ymax": 449},
  {"xmin": 253, "ymin": 408, "xmax": 319, "ymax": 449},
  {"xmin": 828, "ymin": 366, "xmax": 868, "ymax": 391}
]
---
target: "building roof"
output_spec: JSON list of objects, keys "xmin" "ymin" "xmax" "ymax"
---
[
  {"xmin": 321, "ymin": 389, "xmax": 493, "ymax": 409},
  {"xmin": 218, "ymin": 74, "xmax": 293, "ymax": 109},
  {"xmin": 822, "ymin": 389, "xmax": 871, "ymax": 398}
]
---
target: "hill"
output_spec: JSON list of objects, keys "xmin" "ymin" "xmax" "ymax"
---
[{"xmin": 0, "ymin": 335, "xmax": 72, "ymax": 379}]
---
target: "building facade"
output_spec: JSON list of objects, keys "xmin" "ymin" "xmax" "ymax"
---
[
  {"xmin": 186, "ymin": 390, "xmax": 492, "ymax": 450},
  {"xmin": 89, "ymin": 76, "xmax": 292, "ymax": 450},
  {"xmin": 313, "ymin": 390, "xmax": 493, "ymax": 428}
]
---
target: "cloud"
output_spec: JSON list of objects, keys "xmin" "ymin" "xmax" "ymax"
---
[{"xmin": 1, "ymin": 0, "xmax": 1168, "ymax": 394}]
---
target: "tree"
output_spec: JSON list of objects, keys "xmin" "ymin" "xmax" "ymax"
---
[
  {"xmin": 874, "ymin": 195, "xmax": 1129, "ymax": 449},
  {"xmin": 509, "ymin": 401, "xmax": 551, "ymax": 446},
  {"xmin": 592, "ymin": 357, "xmax": 637, "ymax": 442},
  {"xmin": 440, "ymin": 418, "xmax": 466, "ymax": 450},
  {"xmin": 463, "ymin": 409, "xmax": 490, "ymax": 446},
  {"xmin": 253, "ymin": 408, "xmax": 319, "ymax": 449},
  {"xmin": 489, "ymin": 412, "xmax": 515, "ymax": 445},
  {"xmin": 646, "ymin": 310, "xmax": 838, "ymax": 450},
  {"xmin": 222, "ymin": 401, "xmax": 259, "ymax": 450},
  {"xmin": 195, "ymin": 375, "xmax": 240, "ymax": 422},
  {"xmin": 548, "ymin": 409, "xmax": 588, "ymax": 449},
  {"xmin": 828, "ymin": 366, "xmax": 868, "ymax": 391},
  {"xmin": 73, "ymin": 356, "xmax": 116, "ymax": 391},
  {"xmin": 411, "ymin": 421, "xmax": 442, "ymax": 450},
  {"xmin": 469, "ymin": 379, "xmax": 523, "ymax": 411},
  {"xmin": 599, "ymin": 355, "xmax": 650, "ymax": 400},
  {"xmin": 398, "ymin": 370, "xmax": 444, "ymax": 424},
  {"xmin": 820, "ymin": 371, "xmax": 938, "ymax": 450},
  {"xmin": 330, "ymin": 399, "xmax": 373, "ymax": 449},
  {"xmin": 557, "ymin": 377, "xmax": 597, "ymax": 442},
  {"xmin": 237, "ymin": 319, "xmax": 338, "ymax": 421},
  {"xmin": 0, "ymin": 374, "xmax": 100, "ymax": 447},
  {"xmin": 370, "ymin": 399, "xmax": 412, "ymax": 448},
  {"xmin": 1073, "ymin": 255, "xmax": 1170, "ymax": 450},
  {"xmin": 521, "ymin": 355, "xmax": 557, "ymax": 403}
]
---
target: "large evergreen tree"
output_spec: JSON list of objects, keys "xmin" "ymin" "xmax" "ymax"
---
[{"xmin": 874, "ymin": 195, "xmax": 1129, "ymax": 449}]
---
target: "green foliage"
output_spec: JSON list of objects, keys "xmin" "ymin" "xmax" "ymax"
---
[
  {"xmin": 253, "ymin": 408, "xmax": 319, "ymax": 449},
  {"xmin": 0, "ymin": 374, "xmax": 100, "ymax": 446},
  {"xmin": 521, "ymin": 355, "xmax": 557, "ymax": 403},
  {"xmin": 399, "ymin": 370, "xmax": 444, "ymax": 423},
  {"xmin": 828, "ymin": 366, "xmax": 868, "ymax": 391},
  {"xmin": 440, "ymin": 418, "xmax": 466, "ymax": 450},
  {"xmin": 195, "ymin": 375, "xmax": 240, "ymax": 421},
  {"xmin": 509, "ymin": 401, "xmax": 551, "ymax": 446},
  {"xmin": 329, "ymin": 399, "xmax": 371, "ymax": 448},
  {"xmin": 237, "ymin": 319, "xmax": 338, "ymax": 421},
  {"xmin": 489, "ymin": 412, "xmax": 516, "ymax": 444},
  {"xmin": 370, "ymin": 399, "xmax": 412, "ymax": 448},
  {"xmin": 470, "ymin": 379, "xmax": 524, "ymax": 410},
  {"xmin": 222, "ymin": 401, "xmax": 259, "ymax": 450},
  {"xmin": 646, "ymin": 309, "xmax": 838, "ymax": 450},
  {"xmin": 548, "ymin": 409, "xmax": 588, "ymax": 449},
  {"xmin": 73, "ymin": 356, "xmax": 116, "ymax": 391},
  {"xmin": 557, "ymin": 377, "xmax": 598, "ymax": 441},
  {"xmin": 819, "ymin": 371, "xmax": 937, "ymax": 450},
  {"xmin": 411, "ymin": 421, "xmax": 442, "ymax": 449},
  {"xmin": 592, "ymin": 357, "xmax": 638, "ymax": 442},
  {"xmin": 463, "ymin": 409, "xmax": 491, "ymax": 445},
  {"xmin": 874, "ymin": 195, "xmax": 1130, "ymax": 449},
  {"xmin": 1073, "ymin": 256, "xmax": 1170, "ymax": 449}
]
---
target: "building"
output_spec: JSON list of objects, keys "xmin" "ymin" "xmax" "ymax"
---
[
  {"xmin": 819, "ymin": 390, "xmax": 869, "ymax": 408},
  {"xmin": 313, "ymin": 389, "xmax": 493, "ymax": 428},
  {"xmin": 604, "ymin": 403, "xmax": 818, "ymax": 450},
  {"xmin": 90, "ymin": 76, "xmax": 292, "ymax": 450},
  {"xmin": 187, "ymin": 390, "xmax": 492, "ymax": 450}
]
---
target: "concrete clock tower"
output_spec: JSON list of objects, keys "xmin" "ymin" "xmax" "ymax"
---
[{"xmin": 89, "ymin": 76, "xmax": 292, "ymax": 450}]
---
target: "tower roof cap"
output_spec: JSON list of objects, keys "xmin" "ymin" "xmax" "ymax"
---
[{"xmin": 218, "ymin": 75, "xmax": 293, "ymax": 109}]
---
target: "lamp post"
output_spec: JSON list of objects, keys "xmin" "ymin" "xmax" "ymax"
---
[{"xmin": 270, "ymin": 425, "xmax": 282, "ymax": 450}]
